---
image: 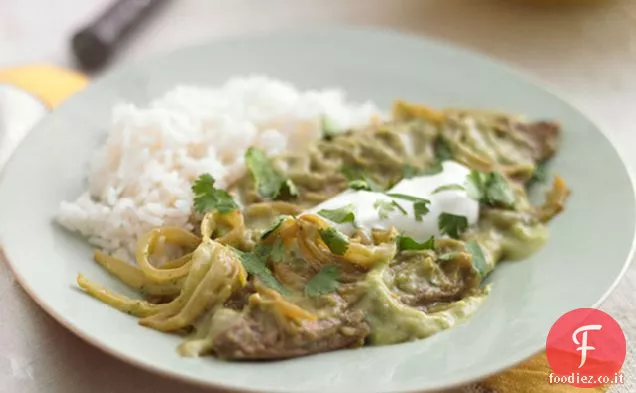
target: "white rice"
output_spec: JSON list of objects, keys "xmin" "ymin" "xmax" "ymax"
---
[{"xmin": 57, "ymin": 76, "xmax": 382, "ymax": 261}]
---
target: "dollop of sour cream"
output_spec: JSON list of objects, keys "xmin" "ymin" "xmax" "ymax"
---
[{"xmin": 307, "ymin": 161, "xmax": 479, "ymax": 241}]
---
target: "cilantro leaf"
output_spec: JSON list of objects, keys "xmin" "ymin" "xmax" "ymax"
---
[
  {"xmin": 341, "ymin": 165, "xmax": 384, "ymax": 192},
  {"xmin": 245, "ymin": 147, "xmax": 299, "ymax": 199},
  {"xmin": 432, "ymin": 184, "xmax": 465, "ymax": 194},
  {"xmin": 394, "ymin": 201, "xmax": 409, "ymax": 215},
  {"xmin": 435, "ymin": 137, "xmax": 453, "ymax": 162},
  {"xmin": 465, "ymin": 240, "xmax": 488, "ymax": 277},
  {"xmin": 340, "ymin": 164, "xmax": 360, "ymax": 181},
  {"xmin": 413, "ymin": 200, "xmax": 430, "ymax": 221},
  {"xmin": 464, "ymin": 170, "xmax": 488, "ymax": 200},
  {"xmin": 385, "ymin": 193, "xmax": 422, "ymax": 202},
  {"xmin": 373, "ymin": 199, "xmax": 407, "ymax": 219},
  {"xmin": 192, "ymin": 173, "xmax": 215, "ymax": 195},
  {"xmin": 438, "ymin": 212, "xmax": 468, "ymax": 239},
  {"xmin": 233, "ymin": 246, "xmax": 289, "ymax": 296},
  {"xmin": 397, "ymin": 235, "xmax": 436, "ymax": 252},
  {"xmin": 401, "ymin": 163, "xmax": 443, "ymax": 178},
  {"xmin": 349, "ymin": 176, "xmax": 383, "ymax": 192},
  {"xmin": 261, "ymin": 215, "xmax": 291, "ymax": 240},
  {"xmin": 401, "ymin": 164, "xmax": 421, "ymax": 179},
  {"xmin": 304, "ymin": 264, "xmax": 341, "ymax": 298},
  {"xmin": 373, "ymin": 200, "xmax": 391, "ymax": 219},
  {"xmin": 349, "ymin": 179, "xmax": 372, "ymax": 191},
  {"xmin": 364, "ymin": 176, "xmax": 384, "ymax": 193},
  {"xmin": 385, "ymin": 193, "xmax": 431, "ymax": 221},
  {"xmin": 422, "ymin": 162, "xmax": 444, "ymax": 175},
  {"xmin": 527, "ymin": 161, "xmax": 548, "ymax": 187},
  {"xmin": 319, "ymin": 227, "xmax": 349, "ymax": 255},
  {"xmin": 321, "ymin": 116, "xmax": 347, "ymax": 139},
  {"xmin": 318, "ymin": 204, "xmax": 356, "ymax": 224},
  {"xmin": 191, "ymin": 174, "xmax": 239, "ymax": 215},
  {"xmin": 281, "ymin": 179, "xmax": 299, "ymax": 198},
  {"xmin": 465, "ymin": 170, "xmax": 515, "ymax": 207},
  {"xmin": 486, "ymin": 172, "xmax": 515, "ymax": 207},
  {"xmin": 253, "ymin": 243, "xmax": 273, "ymax": 259},
  {"xmin": 270, "ymin": 239, "xmax": 286, "ymax": 264}
]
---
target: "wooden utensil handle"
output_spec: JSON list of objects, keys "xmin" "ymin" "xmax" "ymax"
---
[{"xmin": 71, "ymin": 0, "xmax": 169, "ymax": 71}]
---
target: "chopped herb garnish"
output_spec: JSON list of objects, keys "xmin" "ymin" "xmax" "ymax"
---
[
  {"xmin": 486, "ymin": 172, "xmax": 515, "ymax": 206},
  {"xmin": 245, "ymin": 147, "xmax": 299, "ymax": 199},
  {"xmin": 349, "ymin": 179, "xmax": 372, "ymax": 191},
  {"xmin": 261, "ymin": 215, "xmax": 291, "ymax": 240},
  {"xmin": 435, "ymin": 137, "xmax": 454, "ymax": 162},
  {"xmin": 348, "ymin": 176, "xmax": 383, "ymax": 192},
  {"xmin": 233, "ymin": 246, "xmax": 289, "ymax": 296},
  {"xmin": 319, "ymin": 227, "xmax": 349, "ymax": 255},
  {"xmin": 464, "ymin": 170, "xmax": 488, "ymax": 200},
  {"xmin": 341, "ymin": 165, "xmax": 384, "ymax": 192},
  {"xmin": 373, "ymin": 199, "xmax": 407, "ymax": 219},
  {"xmin": 321, "ymin": 116, "xmax": 346, "ymax": 139},
  {"xmin": 527, "ymin": 161, "xmax": 548, "ymax": 187},
  {"xmin": 340, "ymin": 165, "xmax": 360, "ymax": 181},
  {"xmin": 393, "ymin": 200, "xmax": 409, "ymax": 215},
  {"xmin": 432, "ymin": 184, "xmax": 465, "ymax": 194},
  {"xmin": 413, "ymin": 200, "xmax": 430, "ymax": 221},
  {"xmin": 465, "ymin": 240, "xmax": 488, "ymax": 277},
  {"xmin": 318, "ymin": 204, "xmax": 356, "ymax": 224},
  {"xmin": 373, "ymin": 200, "xmax": 389, "ymax": 219},
  {"xmin": 422, "ymin": 162, "xmax": 444, "ymax": 175},
  {"xmin": 282, "ymin": 179, "xmax": 299, "ymax": 198},
  {"xmin": 385, "ymin": 193, "xmax": 431, "ymax": 221},
  {"xmin": 465, "ymin": 170, "xmax": 515, "ymax": 207},
  {"xmin": 253, "ymin": 243, "xmax": 273, "ymax": 258},
  {"xmin": 401, "ymin": 164, "xmax": 420, "ymax": 179},
  {"xmin": 304, "ymin": 264, "xmax": 341, "ymax": 298},
  {"xmin": 385, "ymin": 193, "xmax": 421, "ymax": 202},
  {"xmin": 438, "ymin": 212, "xmax": 469, "ymax": 239},
  {"xmin": 397, "ymin": 235, "xmax": 436, "ymax": 252},
  {"xmin": 270, "ymin": 239, "xmax": 286, "ymax": 264},
  {"xmin": 401, "ymin": 163, "xmax": 444, "ymax": 178},
  {"xmin": 191, "ymin": 174, "xmax": 239, "ymax": 215}
]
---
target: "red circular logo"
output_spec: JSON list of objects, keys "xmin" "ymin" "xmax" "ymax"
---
[{"xmin": 546, "ymin": 308, "xmax": 626, "ymax": 387}]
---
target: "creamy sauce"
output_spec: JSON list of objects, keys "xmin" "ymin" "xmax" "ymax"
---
[
  {"xmin": 359, "ymin": 266, "xmax": 489, "ymax": 345},
  {"xmin": 307, "ymin": 161, "xmax": 479, "ymax": 240}
]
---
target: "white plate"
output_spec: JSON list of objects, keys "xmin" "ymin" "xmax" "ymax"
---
[{"xmin": 0, "ymin": 28, "xmax": 634, "ymax": 393}]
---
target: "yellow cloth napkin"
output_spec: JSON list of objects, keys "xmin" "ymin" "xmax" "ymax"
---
[
  {"xmin": 0, "ymin": 65, "xmax": 609, "ymax": 393},
  {"xmin": 0, "ymin": 65, "xmax": 88, "ymax": 108},
  {"xmin": 477, "ymin": 352, "xmax": 607, "ymax": 392}
]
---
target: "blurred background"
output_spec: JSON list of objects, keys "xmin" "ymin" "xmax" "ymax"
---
[
  {"xmin": 2, "ymin": 1, "xmax": 636, "ymax": 392},
  {"xmin": 2, "ymin": 0, "xmax": 636, "ymax": 146}
]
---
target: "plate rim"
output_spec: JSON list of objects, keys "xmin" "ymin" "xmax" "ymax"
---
[{"xmin": 1, "ymin": 26, "xmax": 635, "ymax": 393}]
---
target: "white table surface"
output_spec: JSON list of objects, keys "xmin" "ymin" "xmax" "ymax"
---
[{"xmin": 1, "ymin": 1, "xmax": 635, "ymax": 392}]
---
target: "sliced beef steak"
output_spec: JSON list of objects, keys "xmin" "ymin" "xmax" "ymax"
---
[{"xmin": 212, "ymin": 308, "xmax": 369, "ymax": 360}]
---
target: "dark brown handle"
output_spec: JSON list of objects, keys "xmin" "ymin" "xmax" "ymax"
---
[{"xmin": 71, "ymin": 0, "xmax": 169, "ymax": 71}]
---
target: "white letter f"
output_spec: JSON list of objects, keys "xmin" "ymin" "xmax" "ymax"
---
[{"xmin": 572, "ymin": 324, "xmax": 602, "ymax": 368}]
